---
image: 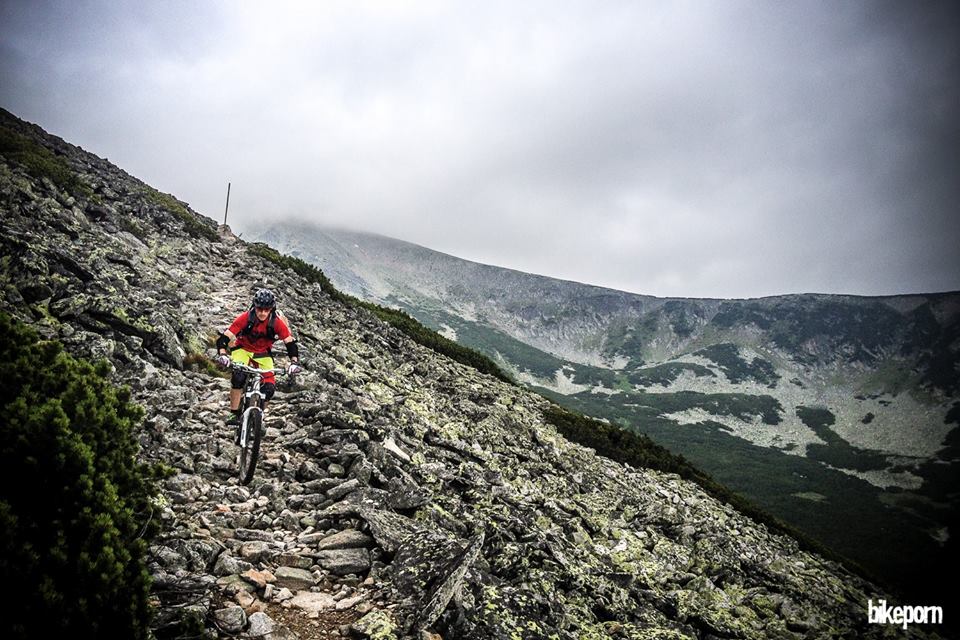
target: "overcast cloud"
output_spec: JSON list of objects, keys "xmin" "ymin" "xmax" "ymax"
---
[{"xmin": 2, "ymin": 0, "xmax": 958, "ymax": 298}]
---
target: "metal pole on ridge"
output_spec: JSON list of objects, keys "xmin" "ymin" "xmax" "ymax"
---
[{"xmin": 223, "ymin": 182, "xmax": 232, "ymax": 225}]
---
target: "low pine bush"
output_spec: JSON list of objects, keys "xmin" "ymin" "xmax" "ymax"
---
[{"xmin": 0, "ymin": 313, "xmax": 160, "ymax": 638}]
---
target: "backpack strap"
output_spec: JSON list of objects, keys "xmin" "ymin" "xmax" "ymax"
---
[
  {"xmin": 240, "ymin": 308, "xmax": 256, "ymax": 337},
  {"xmin": 239, "ymin": 308, "xmax": 278, "ymax": 340}
]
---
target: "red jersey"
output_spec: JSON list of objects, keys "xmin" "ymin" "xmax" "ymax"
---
[{"xmin": 228, "ymin": 310, "xmax": 291, "ymax": 354}]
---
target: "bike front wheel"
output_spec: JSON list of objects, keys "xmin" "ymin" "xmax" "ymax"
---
[{"xmin": 238, "ymin": 407, "xmax": 263, "ymax": 485}]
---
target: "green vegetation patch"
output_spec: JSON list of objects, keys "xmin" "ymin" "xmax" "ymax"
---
[
  {"xmin": 409, "ymin": 308, "xmax": 569, "ymax": 382},
  {"xmin": 362, "ymin": 303, "xmax": 512, "ymax": 382},
  {"xmin": 769, "ymin": 300, "xmax": 913, "ymax": 365},
  {"xmin": 601, "ymin": 317, "xmax": 655, "ymax": 365},
  {"xmin": 0, "ymin": 312, "xmax": 162, "ymax": 638},
  {"xmin": 796, "ymin": 406, "xmax": 889, "ymax": 472},
  {"xmin": 796, "ymin": 406, "xmax": 837, "ymax": 439},
  {"xmin": 912, "ymin": 418, "xmax": 960, "ymax": 504},
  {"xmin": 693, "ymin": 343, "xmax": 780, "ymax": 387},
  {"xmin": 141, "ymin": 187, "xmax": 218, "ymax": 242},
  {"xmin": 662, "ymin": 300, "xmax": 703, "ymax": 338},
  {"xmin": 543, "ymin": 403, "xmax": 702, "ymax": 478},
  {"xmin": 248, "ymin": 242, "xmax": 336, "ymax": 292},
  {"xmin": 247, "ymin": 243, "xmax": 512, "ymax": 383},
  {"xmin": 0, "ymin": 124, "xmax": 91, "ymax": 196},
  {"xmin": 914, "ymin": 305, "xmax": 960, "ymax": 394},
  {"xmin": 631, "ymin": 390, "xmax": 783, "ymax": 425},
  {"xmin": 710, "ymin": 302, "xmax": 774, "ymax": 330},
  {"xmin": 627, "ymin": 362, "xmax": 717, "ymax": 387}
]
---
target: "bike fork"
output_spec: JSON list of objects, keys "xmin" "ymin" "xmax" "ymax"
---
[
  {"xmin": 239, "ymin": 389, "xmax": 262, "ymax": 446},
  {"xmin": 239, "ymin": 408, "xmax": 256, "ymax": 445}
]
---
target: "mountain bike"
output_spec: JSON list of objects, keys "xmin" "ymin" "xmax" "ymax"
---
[{"xmin": 230, "ymin": 362, "xmax": 288, "ymax": 485}]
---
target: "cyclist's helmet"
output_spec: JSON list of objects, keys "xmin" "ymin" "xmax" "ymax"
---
[{"xmin": 252, "ymin": 288, "xmax": 276, "ymax": 309}]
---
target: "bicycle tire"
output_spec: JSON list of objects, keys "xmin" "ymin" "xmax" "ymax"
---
[{"xmin": 238, "ymin": 407, "xmax": 263, "ymax": 485}]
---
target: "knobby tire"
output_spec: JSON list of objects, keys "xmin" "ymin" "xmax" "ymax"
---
[{"xmin": 238, "ymin": 407, "xmax": 263, "ymax": 485}]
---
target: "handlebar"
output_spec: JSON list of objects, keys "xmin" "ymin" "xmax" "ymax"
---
[{"xmin": 229, "ymin": 362, "xmax": 290, "ymax": 376}]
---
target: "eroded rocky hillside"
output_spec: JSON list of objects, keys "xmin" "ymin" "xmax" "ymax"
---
[{"xmin": 1, "ymin": 108, "xmax": 946, "ymax": 638}]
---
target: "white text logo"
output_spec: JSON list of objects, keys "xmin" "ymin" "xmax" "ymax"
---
[{"xmin": 868, "ymin": 599, "xmax": 943, "ymax": 630}]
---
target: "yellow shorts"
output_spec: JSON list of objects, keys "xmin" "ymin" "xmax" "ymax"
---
[{"xmin": 230, "ymin": 348, "xmax": 275, "ymax": 386}]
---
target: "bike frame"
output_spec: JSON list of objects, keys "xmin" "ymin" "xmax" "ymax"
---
[{"xmin": 231, "ymin": 362, "xmax": 286, "ymax": 484}]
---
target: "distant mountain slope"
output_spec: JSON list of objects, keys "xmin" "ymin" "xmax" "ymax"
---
[{"xmin": 254, "ymin": 221, "xmax": 960, "ymax": 597}]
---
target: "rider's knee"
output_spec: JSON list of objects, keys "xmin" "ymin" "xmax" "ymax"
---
[
  {"xmin": 262, "ymin": 382, "xmax": 276, "ymax": 401},
  {"xmin": 231, "ymin": 370, "xmax": 247, "ymax": 389}
]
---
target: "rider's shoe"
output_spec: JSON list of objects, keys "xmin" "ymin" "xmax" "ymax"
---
[{"xmin": 226, "ymin": 412, "xmax": 241, "ymax": 427}]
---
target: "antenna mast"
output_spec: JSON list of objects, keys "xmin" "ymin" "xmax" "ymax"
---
[{"xmin": 223, "ymin": 182, "xmax": 232, "ymax": 225}]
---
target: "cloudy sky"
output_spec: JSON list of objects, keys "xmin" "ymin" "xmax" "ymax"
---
[{"xmin": 2, "ymin": 1, "xmax": 958, "ymax": 299}]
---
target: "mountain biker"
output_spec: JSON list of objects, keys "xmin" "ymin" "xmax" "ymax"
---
[{"xmin": 215, "ymin": 288, "xmax": 303, "ymax": 427}]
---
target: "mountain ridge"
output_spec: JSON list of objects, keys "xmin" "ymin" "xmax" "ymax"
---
[
  {"xmin": 1, "ymin": 107, "xmax": 951, "ymax": 638},
  {"xmin": 253, "ymin": 223, "xmax": 959, "ymax": 375},
  {"xmin": 261, "ymin": 222, "xmax": 960, "ymax": 301}
]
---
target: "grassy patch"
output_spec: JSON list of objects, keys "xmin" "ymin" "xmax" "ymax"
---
[
  {"xmin": 663, "ymin": 299, "xmax": 703, "ymax": 338},
  {"xmin": 182, "ymin": 352, "xmax": 227, "ymax": 378},
  {"xmin": 543, "ymin": 403, "xmax": 701, "ymax": 478},
  {"xmin": 626, "ymin": 362, "xmax": 717, "ymax": 387},
  {"xmin": 797, "ymin": 406, "xmax": 889, "ymax": 472},
  {"xmin": 361, "ymin": 302, "xmax": 513, "ymax": 382},
  {"xmin": 625, "ymin": 390, "xmax": 783, "ymax": 425},
  {"xmin": 400, "ymin": 306, "xmax": 569, "ymax": 381},
  {"xmin": 601, "ymin": 316, "xmax": 656, "ymax": 363},
  {"xmin": 0, "ymin": 124, "xmax": 91, "ymax": 196},
  {"xmin": 141, "ymin": 187, "xmax": 218, "ymax": 242},
  {"xmin": 693, "ymin": 343, "xmax": 780, "ymax": 386}
]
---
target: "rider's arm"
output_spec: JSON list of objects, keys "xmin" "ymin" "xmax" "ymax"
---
[
  {"xmin": 282, "ymin": 335, "xmax": 299, "ymax": 363},
  {"xmin": 216, "ymin": 329, "xmax": 236, "ymax": 356}
]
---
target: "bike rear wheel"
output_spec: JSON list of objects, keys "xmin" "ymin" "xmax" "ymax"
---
[{"xmin": 238, "ymin": 407, "xmax": 263, "ymax": 485}]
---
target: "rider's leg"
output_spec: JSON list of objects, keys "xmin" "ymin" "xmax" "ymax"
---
[
  {"xmin": 253, "ymin": 354, "xmax": 276, "ymax": 411},
  {"xmin": 261, "ymin": 383, "xmax": 276, "ymax": 412},
  {"xmin": 229, "ymin": 365, "xmax": 248, "ymax": 412},
  {"xmin": 227, "ymin": 348, "xmax": 254, "ymax": 425}
]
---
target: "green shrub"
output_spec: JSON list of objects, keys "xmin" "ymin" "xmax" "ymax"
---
[
  {"xmin": 359, "ymin": 302, "xmax": 513, "ymax": 383},
  {"xmin": 625, "ymin": 362, "xmax": 717, "ymax": 387},
  {"xmin": 542, "ymin": 404, "xmax": 700, "ymax": 479},
  {"xmin": 0, "ymin": 313, "xmax": 160, "ymax": 638}
]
